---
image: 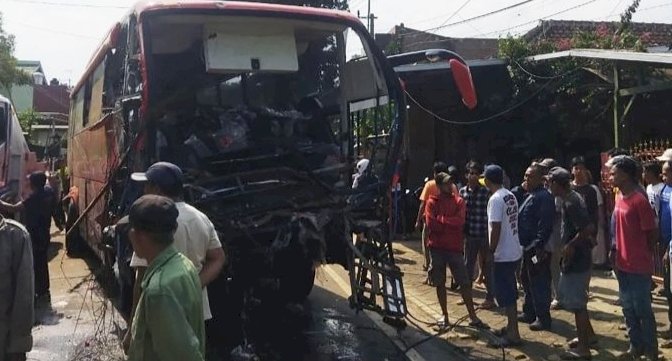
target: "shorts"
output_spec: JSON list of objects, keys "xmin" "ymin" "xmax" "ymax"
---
[
  {"xmin": 494, "ymin": 261, "xmax": 519, "ymax": 308},
  {"xmin": 557, "ymin": 270, "xmax": 591, "ymax": 311},
  {"xmin": 429, "ymin": 249, "xmax": 470, "ymax": 287}
]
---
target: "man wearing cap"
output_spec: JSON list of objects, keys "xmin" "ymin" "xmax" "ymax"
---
[
  {"xmin": 484, "ymin": 165, "xmax": 523, "ymax": 348},
  {"xmin": 0, "ymin": 216, "xmax": 34, "ymax": 361},
  {"xmin": 126, "ymin": 195, "xmax": 205, "ymax": 361},
  {"xmin": 547, "ymin": 167, "xmax": 597, "ymax": 360},
  {"xmin": 0, "ymin": 171, "xmax": 56, "ymax": 300},
  {"xmin": 517, "ymin": 164, "xmax": 555, "ymax": 331},
  {"xmin": 610, "ymin": 156, "xmax": 659, "ymax": 360},
  {"xmin": 426, "ymin": 172, "xmax": 487, "ymax": 329},
  {"xmin": 123, "ymin": 162, "xmax": 225, "ymax": 351}
]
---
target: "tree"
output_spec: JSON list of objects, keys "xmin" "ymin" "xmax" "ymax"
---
[
  {"xmin": 0, "ymin": 13, "xmax": 31, "ymax": 101},
  {"xmin": 17, "ymin": 109, "xmax": 38, "ymax": 140}
]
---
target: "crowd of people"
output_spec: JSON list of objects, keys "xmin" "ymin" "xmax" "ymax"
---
[{"xmin": 418, "ymin": 149, "xmax": 672, "ymax": 360}]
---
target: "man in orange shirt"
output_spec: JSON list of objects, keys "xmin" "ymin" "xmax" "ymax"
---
[{"xmin": 416, "ymin": 162, "xmax": 449, "ymax": 283}]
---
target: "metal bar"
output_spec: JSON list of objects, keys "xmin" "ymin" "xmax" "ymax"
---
[
  {"xmin": 620, "ymin": 95, "xmax": 636, "ymax": 124},
  {"xmin": 619, "ymin": 81, "xmax": 672, "ymax": 97},
  {"xmin": 613, "ymin": 64, "xmax": 620, "ymax": 148}
]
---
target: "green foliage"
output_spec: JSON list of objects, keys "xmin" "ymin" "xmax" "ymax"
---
[
  {"xmin": 0, "ymin": 13, "xmax": 31, "ymax": 98},
  {"xmin": 17, "ymin": 109, "xmax": 38, "ymax": 140},
  {"xmin": 495, "ymin": 0, "xmax": 653, "ymax": 150}
]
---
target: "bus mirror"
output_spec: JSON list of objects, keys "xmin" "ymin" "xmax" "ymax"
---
[{"xmin": 448, "ymin": 59, "xmax": 477, "ymax": 110}]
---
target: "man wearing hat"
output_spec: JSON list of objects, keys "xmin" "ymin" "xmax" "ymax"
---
[
  {"xmin": 547, "ymin": 167, "xmax": 597, "ymax": 360},
  {"xmin": 123, "ymin": 162, "xmax": 225, "ymax": 352},
  {"xmin": 0, "ymin": 171, "xmax": 56, "ymax": 300},
  {"xmin": 610, "ymin": 156, "xmax": 659, "ymax": 360},
  {"xmin": 125, "ymin": 195, "xmax": 205, "ymax": 361},
  {"xmin": 425, "ymin": 172, "xmax": 487, "ymax": 329},
  {"xmin": 483, "ymin": 165, "xmax": 523, "ymax": 348}
]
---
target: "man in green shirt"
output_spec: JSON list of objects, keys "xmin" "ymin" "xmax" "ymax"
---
[{"xmin": 126, "ymin": 195, "xmax": 205, "ymax": 361}]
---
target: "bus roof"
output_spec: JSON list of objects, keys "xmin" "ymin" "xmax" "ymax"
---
[{"xmin": 72, "ymin": 1, "xmax": 360, "ymax": 97}]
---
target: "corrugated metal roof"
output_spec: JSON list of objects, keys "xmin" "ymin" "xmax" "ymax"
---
[
  {"xmin": 16, "ymin": 60, "xmax": 43, "ymax": 74},
  {"xmin": 527, "ymin": 48, "xmax": 672, "ymax": 66}
]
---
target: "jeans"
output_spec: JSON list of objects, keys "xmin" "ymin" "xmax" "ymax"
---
[
  {"xmin": 665, "ymin": 257, "xmax": 672, "ymax": 326},
  {"xmin": 521, "ymin": 249, "xmax": 552, "ymax": 325},
  {"xmin": 464, "ymin": 236, "xmax": 494, "ymax": 300},
  {"xmin": 616, "ymin": 270, "xmax": 658, "ymax": 355}
]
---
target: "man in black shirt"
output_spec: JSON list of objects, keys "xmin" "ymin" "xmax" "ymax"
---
[
  {"xmin": 570, "ymin": 156, "xmax": 601, "ymax": 232},
  {"xmin": 548, "ymin": 167, "xmax": 597, "ymax": 360},
  {"xmin": 0, "ymin": 172, "xmax": 56, "ymax": 299}
]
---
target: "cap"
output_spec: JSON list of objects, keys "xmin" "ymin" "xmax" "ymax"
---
[
  {"xmin": 545, "ymin": 166, "xmax": 571, "ymax": 184},
  {"xmin": 131, "ymin": 162, "xmax": 184, "ymax": 190},
  {"xmin": 571, "ymin": 156, "xmax": 586, "ymax": 167},
  {"xmin": 483, "ymin": 165, "xmax": 504, "ymax": 185},
  {"xmin": 657, "ymin": 149, "xmax": 672, "ymax": 162},
  {"xmin": 128, "ymin": 195, "xmax": 178, "ymax": 233},
  {"xmin": 539, "ymin": 158, "xmax": 558, "ymax": 169},
  {"xmin": 435, "ymin": 172, "xmax": 452, "ymax": 185}
]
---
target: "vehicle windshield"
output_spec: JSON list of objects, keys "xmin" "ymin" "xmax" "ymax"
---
[{"xmin": 143, "ymin": 14, "xmax": 391, "ymax": 188}]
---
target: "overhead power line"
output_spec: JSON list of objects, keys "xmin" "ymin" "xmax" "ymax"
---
[
  {"xmin": 3, "ymin": 0, "xmax": 127, "ymax": 9},
  {"xmin": 436, "ymin": 0, "xmax": 472, "ymax": 28},
  {"xmin": 5, "ymin": 18, "xmax": 99, "ymax": 39},
  {"xmin": 397, "ymin": 0, "xmax": 537, "ymax": 39},
  {"xmin": 476, "ymin": 0, "xmax": 602, "ymax": 37}
]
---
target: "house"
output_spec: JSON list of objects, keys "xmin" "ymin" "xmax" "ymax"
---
[
  {"xmin": 524, "ymin": 20, "xmax": 672, "ymax": 51},
  {"xmin": 375, "ymin": 24, "xmax": 499, "ymax": 60}
]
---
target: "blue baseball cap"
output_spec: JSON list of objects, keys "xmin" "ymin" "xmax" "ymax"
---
[
  {"xmin": 483, "ymin": 164, "xmax": 504, "ymax": 185},
  {"xmin": 131, "ymin": 162, "xmax": 183, "ymax": 190}
]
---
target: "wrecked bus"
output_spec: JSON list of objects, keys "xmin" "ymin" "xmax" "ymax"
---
[{"xmin": 66, "ymin": 0, "xmax": 477, "ymax": 350}]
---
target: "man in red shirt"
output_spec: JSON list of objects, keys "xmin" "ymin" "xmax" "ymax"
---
[
  {"xmin": 610, "ymin": 156, "xmax": 659, "ymax": 361},
  {"xmin": 426, "ymin": 173, "xmax": 487, "ymax": 329}
]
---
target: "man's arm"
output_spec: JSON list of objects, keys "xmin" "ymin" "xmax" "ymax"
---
[
  {"xmin": 435, "ymin": 199, "xmax": 466, "ymax": 227},
  {"xmin": 489, "ymin": 222, "xmax": 502, "ymax": 253},
  {"xmin": 415, "ymin": 201, "xmax": 426, "ymax": 229},
  {"xmin": 123, "ymin": 266, "xmax": 146, "ymax": 353},
  {"xmin": 199, "ymin": 248, "xmax": 225, "ymax": 288},
  {"xmin": 535, "ymin": 195, "xmax": 555, "ymax": 249},
  {"xmin": 146, "ymin": 293, "xmax": 205, "ymax": 361}
]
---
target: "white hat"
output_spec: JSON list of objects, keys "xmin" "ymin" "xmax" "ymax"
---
[
  {"xmin": 657, "ymin": 149, "xmax": 672, "ymax": 162},
  {"xmin": 356, "ymin": 159, "xmax": 370, "ymax": 175}
]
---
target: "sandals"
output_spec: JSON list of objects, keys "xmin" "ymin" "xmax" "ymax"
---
[
  {"xmin": 560, "ymin": 350, "xmax": 592, "ymax": 360},
  {"xmin": 479, "ymin": 300, "xmax": 496, "ymax": 310},
  {"xmin": 469, "ymin": 319, "xmax": 490, "ymax": 330},
  {"xmin": 567, "ymin": 337, "xmax": 599, "ymax": 349},
  {"xmin": 488, "ymin": 336, "xmax": 523, "ymax": 349}
]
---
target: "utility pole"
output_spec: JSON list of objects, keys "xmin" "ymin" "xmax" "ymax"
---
[{"xmin": 357, "ymin": 0, "xmax": 377, "ymax": 36}]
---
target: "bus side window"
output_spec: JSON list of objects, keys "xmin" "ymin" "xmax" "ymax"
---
[{"xmin": 0, "ymin": 106, "xmax": 6, "ymax": 144}]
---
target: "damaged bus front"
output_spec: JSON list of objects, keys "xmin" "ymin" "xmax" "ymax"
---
[{"xmin": 68, "ymin": 0, "xmax": 408, "ymax": 337}]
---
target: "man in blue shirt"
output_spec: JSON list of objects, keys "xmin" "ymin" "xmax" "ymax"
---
[
  {"xmin": 660, "ymin": 160, "xmax": 672, "ymax": 338},
  {"xmin": 517, "ymin": 164, "xmax": 556, "ymax": 331}
]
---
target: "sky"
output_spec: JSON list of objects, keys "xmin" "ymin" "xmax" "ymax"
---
[{"xmin": 0, "ymin": 0, "xmax": 671, "ymax": 84}]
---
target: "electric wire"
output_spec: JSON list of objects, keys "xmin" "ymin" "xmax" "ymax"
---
[
  {"xmin": 403, "ymin": 79, "xmax": 557, "ymax": 126},
  {"xmin": 396, "ymin": 0, "xmax": 537, "ymax": 39}
]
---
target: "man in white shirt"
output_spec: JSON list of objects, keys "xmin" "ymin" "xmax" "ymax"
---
[
  {"xmin": 122, "ymin": 162, "xmax": 226, "ymax": 351},
  {"xmin": 484, "ymin": 165, "xmax": 523, "ymax": 348}
]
